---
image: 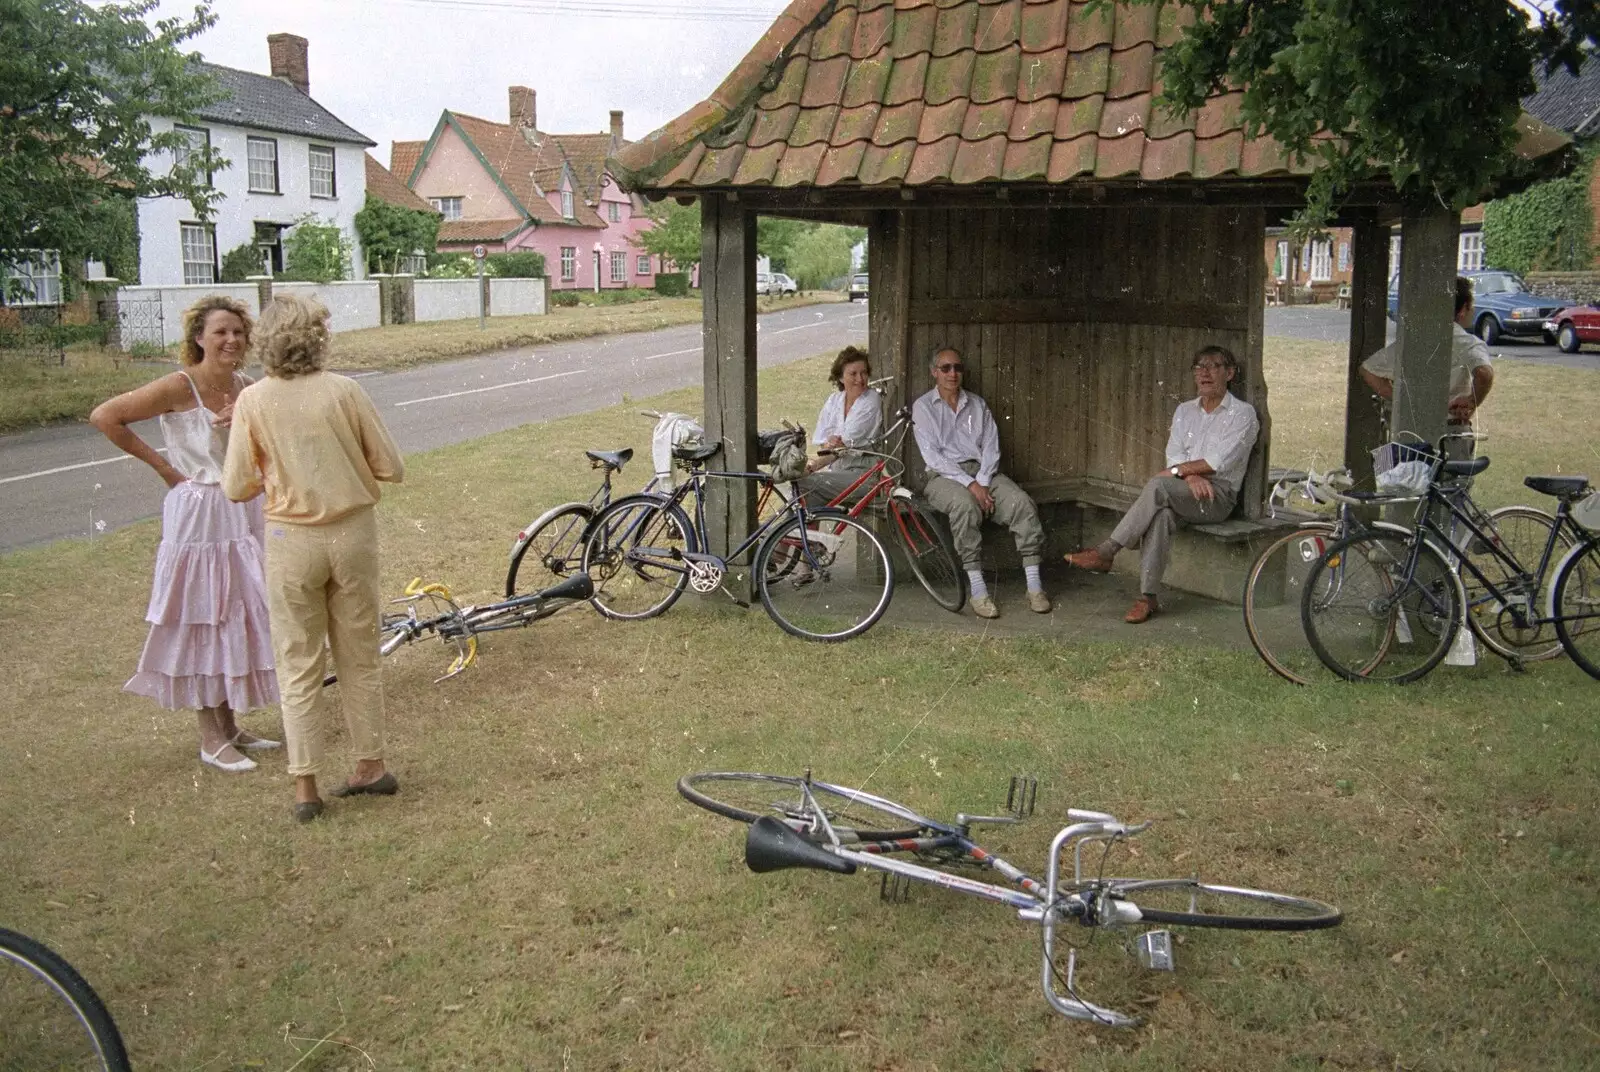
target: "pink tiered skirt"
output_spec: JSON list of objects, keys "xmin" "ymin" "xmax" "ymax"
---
[{"xmin": 124, "ymin": 481, "xmax": 279, "ymax": 711}]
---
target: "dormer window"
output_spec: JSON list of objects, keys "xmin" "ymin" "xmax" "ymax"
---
[{"xmin": 561, "ymin": 189, "xmax": 574, "ymax": 219}]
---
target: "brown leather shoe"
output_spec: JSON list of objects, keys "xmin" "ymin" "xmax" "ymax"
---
[
  {"xmin": 1065, "ymin": 549, "xmax": 1114, "ymax": 573},
  {"xmin": 1124, "ymin": 596, "xmax": 1159, "ymax": 624}
]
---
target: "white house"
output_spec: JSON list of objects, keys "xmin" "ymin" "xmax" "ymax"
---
[{"xmin": 137, "ymin": 34, "xmax": 374, "ymax": 286}]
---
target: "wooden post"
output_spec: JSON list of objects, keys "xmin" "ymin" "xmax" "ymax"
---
[
  {"xmin": 1393, "ymin": 204, "xmax": 1459, "ymax": 449},
  {"xmin": 1238, "ymin": 207, "xmax": 1269, "ymax": 518},
  {"xmin": 700, "ymin": 194, "xmax": 757, "ymax": 566},
  {"xmin": 1343, "ymin": 211, "xmax": 1390, "ymax": 485}
]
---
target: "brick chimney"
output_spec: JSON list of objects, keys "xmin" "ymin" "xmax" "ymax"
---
[
  {"xmin": 609, "ymin": 110, "xmax": 625, "ymax": 152},
  {"xmin": 267, "ymin": 34, "xmax": 309, "ymax": 96},
  {"xmin": 509, "ymin": 86, "xmax": 537, "ymax": 133}
]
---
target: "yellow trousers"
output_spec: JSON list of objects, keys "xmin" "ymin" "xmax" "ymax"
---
[{"xmin": 262, "ymin": 507, "xmax": 386, "ymax": 778}]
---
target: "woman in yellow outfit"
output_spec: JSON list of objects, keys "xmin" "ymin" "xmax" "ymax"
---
[{"xmin": 223, "ymin": 294, "xmax": 405, "ymax": 823}]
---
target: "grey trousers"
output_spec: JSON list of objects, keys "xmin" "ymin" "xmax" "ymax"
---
[
  {"xmin": 922, "ymin": 461, "xmax": 1045, "ymax": 570},
  {"xmin": 798, "ymin": 459, "xmax": 876, "ymax": 508},
  {"xmin": 1111, "ymin": 476, "xmax": 1236, "ymax": 596}
]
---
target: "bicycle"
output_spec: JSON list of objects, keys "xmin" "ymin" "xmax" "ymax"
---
[
  {"xmin": 580, "ymin": 430, "xmax": 896, "ymax": 642},
  {"xmin": 677, "ymin": 771, "xmax": 1343, "ymax": 1027},
  {"xmin": 1, "ymin": 926, "xmax": 130, "ymax": 1071}
]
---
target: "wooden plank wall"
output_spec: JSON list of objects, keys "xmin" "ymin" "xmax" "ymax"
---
[{"xmin": 880, "ymin": 204, "xmax": 1268, "ymax": 511}]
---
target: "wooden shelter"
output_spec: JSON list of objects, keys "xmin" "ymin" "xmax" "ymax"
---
[{"xmin": 613, "ymin": 0, "xmax": 1570, "ymax": 598}]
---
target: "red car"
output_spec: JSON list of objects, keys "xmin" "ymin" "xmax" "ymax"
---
[{"xmin": 1544, "ymin": 306, "xmax": 1600, "ymax": 352}]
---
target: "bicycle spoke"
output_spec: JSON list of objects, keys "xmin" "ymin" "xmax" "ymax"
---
[
  {"xmin": 757, "ymin": 514, "xmax": 894, "ymax": 641},
  {"xmin": 1553, "ymin": 538, "xmax": 1600, "ymax": 679}
]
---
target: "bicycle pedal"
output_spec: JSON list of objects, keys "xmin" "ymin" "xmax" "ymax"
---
[
  {"xmin": 880, "ymin": 872, "xmax": 913, "ymax": 904},
  {"xmin": 1135, "ymin": 930, "xmax": 1176, "ymax": 972},
  {"xmin": 1006, "ymin": 775, "xmax": 1038, "ymax": 819}
]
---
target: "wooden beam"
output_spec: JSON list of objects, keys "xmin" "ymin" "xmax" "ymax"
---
[
  {"xmin": 1343, "ymin": 210, "xmax": 1390, "ymax": 486},
  {"xmin": 907, "ymin": 297, "xmax": 1249, "ymax": 332},
  {"xmin": 1238, "ymin": 207, "xmax": 1269, "ymax": 519},
  {"xmin": 700, "ymin": 193, "xmax": 757, "ymax": 568},
  {"xmin": 1393, "ymin": 204, "xmax": 1460, "ymax": 450}
]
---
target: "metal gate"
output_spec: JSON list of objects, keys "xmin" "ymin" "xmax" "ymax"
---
[
  {"xmin": 100, "ymin": 297, "xmax": 164, "ymax": 352},
  {"xmin": 0, "ymin": 303, "xmax": 64, "ymax": 365}
]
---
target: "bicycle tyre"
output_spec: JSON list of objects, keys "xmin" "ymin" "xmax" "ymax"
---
[
  {"xmin": 677, "ymin": 772, "xmax": 928, "ymax": 840},
  {"xmin": 890, "ymin": 497, "xmax": 965, "ymax": 612},
  {"xmin": 1301, "ymin": 530, "xmax": 1461, "ymax": 684},
  {"xmin": 1104, "ymin": 879, "xmax": 1343, "ymax": 931},
  {"xmin": 1242, "ymin": 524, "xmax": 1337, "ymax": 686},
  {"xmin": 581, "ymin": 494, "xmax": 697, "ymax": 621},
  {"xmin": 1459, "ymin": 505, "xmax": 1572, "ymax": 663},
  {"xmin": 755, "ymin": 510, "xmax": 894, "ymax": 642},
  {"xmin": 0, "ymin": 927, "xmax": 131, "ymax": 1071},
  {"xmin": 1551, "ymin": 534, "xmax": 1600, "ymax": 680},
  {"xmin": 505, "ymin": 502, "xmax": 594, "ymax": 597}
]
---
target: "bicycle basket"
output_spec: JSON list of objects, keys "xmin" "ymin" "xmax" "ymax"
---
[
  {"xmin": 1371, "ymin": 440, "xmax": 1436, "ymax": 496},
  {"xmin": 757, "ymin": 428, "xmax": 808, "ymax": 482},
  {"xmin": 1574, "ymin": 490, "xmax": 1600, "ymax": 533}
]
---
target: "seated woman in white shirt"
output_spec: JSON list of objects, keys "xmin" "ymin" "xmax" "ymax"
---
[{"xmin": 798, "ymin": 345, "xmax": 883, "ymax": 506}]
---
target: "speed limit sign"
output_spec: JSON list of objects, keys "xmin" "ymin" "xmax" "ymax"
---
[{"xmin": 472, "ymin": 244, "xmax": 487, "ymax": 260}]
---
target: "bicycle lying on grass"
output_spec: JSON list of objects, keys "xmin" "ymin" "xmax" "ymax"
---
[
  {"xmin": 678, "ymin": 771, "xmax": 1343, "ymax": 1027},
  {"xmin": 1, "ymin": 926, "xmax": 130, "ymax": 1071}
]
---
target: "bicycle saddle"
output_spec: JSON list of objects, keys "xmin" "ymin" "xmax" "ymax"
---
[
  {"xmin": 673, "ymin": 442, "xmax": 721, "ymax": 463},
  {"xmin": 1524, "ymin": 474, "xmax": 1591, "ymax": 499},
  {"xmin": 1442, "ymin": 456, "xmax": 1490, "ymax": 478},
  {"xmin": 585, "ymin": 448, "xmax": 633, "ymax": 470}
]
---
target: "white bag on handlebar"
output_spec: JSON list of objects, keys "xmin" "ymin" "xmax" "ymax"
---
[
  {"xmin": 651, "ymin": 412, "xmax": 704, "ymax": 488},
  {"xmin": 1575, "ymin": 491, "xmax": 1600, "ymax": 533}
]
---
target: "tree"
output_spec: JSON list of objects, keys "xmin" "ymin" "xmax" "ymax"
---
[
  {"xmin": 756, "ymin": 217, "xmax": 811, "ymax": 272},
  {"xmin": 281, "ymin": 216, "xmax": 351, "ymax": 283},
  {"xmin": 786, "ymin": 224, "xmax": 859, "ymax": 291},
  {"xmin": 354, "ymin": 194, "xmax": 440, "ymax": 274},
  {"xmin": 639, "ymin": 199, "xmax": 701, "ymax": 271},
  {"xmin": 0, "ymin": 0, "xmax": 225, "ymax": 266}
]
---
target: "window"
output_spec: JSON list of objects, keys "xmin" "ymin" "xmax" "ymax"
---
[
  {"xmin": 1337, "ymin": 241, "xmax": 1350, "ymax": 273},
  {"xmin": 1389, "ymin": 234, "xmax": 1403, "ymax": 285},
  {"xmin": 1, "ymin": 251, "xmax": 62, "ymax": 305},
  {"xmin": 1309, "ymin": 239, "xmax": 1333, "ymax": 282},
  {"xmin": 1459, "ymin": 232, "xmax": 1484, "ymax": 272},
  {"xmin": 309, "ymin": 145, "xmax": 337, "ymax": 198},
  {"xmin": 247, "ymin": 137, "xmax": 279, "ymax": 193},
  {"xmin": 428, "ymin": 197, "xmax": 463, "ymax": 220},
  {"xmin": 180, "ymin": 223, "xmax": 216, "ymax": 284},
  {"xmin": 607, "ymin": 201, "xmax": 621, "ymax": 223},
  {"xmin": 560, "ymin": 246, "xmax": 576, "ymax": 281},
  {"xmin": 1274, "ymin": 240, "xmax": 1289, "ymax": 282},
  {"xmin": 637, "ymin": 254, "xmax": 651, "ymax": 275},
  {"xmin": 173, "ymin": 125, "xmax": 211, "ymax": 187},
  {"xmin": 610, "ymin": 251, "xmax": 627, "ymax": 283},
  {"xmin": 561, "ymin": 189, "xmax": 574, "ymax": 219}
]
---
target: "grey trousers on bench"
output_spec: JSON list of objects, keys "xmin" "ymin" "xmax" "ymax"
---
[
  {"xmin": 1111, "ymin": 475, "xmax": 1236, "ymax": 596},
  {"xmin": 922, "ymin": 461, "xmax": 1045, "ymax": 571}
]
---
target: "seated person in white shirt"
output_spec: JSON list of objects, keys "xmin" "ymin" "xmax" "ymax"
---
[
  {"xmin": 913, "ymin": 346, "xmax": 1049, "ymax": 619},
  {"xmin": 1065, "ymin": 345, "xmax": 1260, "ymax": 624},
  {"xmin": 798, "ymin": 346, "xmax": 883, "ymax": 506}
]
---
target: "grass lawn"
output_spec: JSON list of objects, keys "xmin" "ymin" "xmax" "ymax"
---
[
  {"xmin": 0, "ymin": 347, "xmax": 158, "ymax": 435},
  {"xmin": 0, "ymin": 341, "xmax": 1595, "ymax": 1069}
]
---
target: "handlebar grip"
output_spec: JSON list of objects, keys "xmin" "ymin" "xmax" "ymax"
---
[
  {"xmin": 1066, "ymin": 807, "xmax": 1118, "ymax": 824},
  {"xmin": 404, "ymin": 577, "xmax": 425, "ymax": 596}
]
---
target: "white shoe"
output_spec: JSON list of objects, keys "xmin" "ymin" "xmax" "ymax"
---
[
  {"xmin": 231, "ymin": 731, "xmax": 282, "ymax": 751},
  {"xmin": 971, "ymin": 595, "xmax": 1000, "ymax": 619},
  {"xmin": 1027, "ymin": 590, "xmax": 1052, "ymax": 614},
  {"xmin": 200, "ymin": 743, "xmax": 257, "ymax": 773}
]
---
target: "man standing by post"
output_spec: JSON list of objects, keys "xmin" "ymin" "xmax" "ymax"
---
[
  {"xmin": 1065, "ymin": 345, "xmax": 1259, "ymax": 624},
  {"xmin": 913, "ymin": 346, "xmax": 1050, "ymax": 619}
]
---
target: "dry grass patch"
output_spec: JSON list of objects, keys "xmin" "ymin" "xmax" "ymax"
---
[{"xmin": 0, "ymin": 347, "xmax": 166, "ymax": 433}]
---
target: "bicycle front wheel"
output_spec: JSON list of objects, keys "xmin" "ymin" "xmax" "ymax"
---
[
  {"xmin": 1302, "ymin": 530, "xmax": 1461, "ymax": 684},
  {"xmin": 506, "ymin": 502, "xmax": 594, "ymax": 596},
  {"xmin": 1459, "ymin": 505, "xmax": 1572, "ymax": 663},
  {"xmin": 1552, "ymin": 535, "xmax": 1600, "ymax": 680},
  {"xmin": 890, "ymin": 497, "xmax": 965, "ymax": 612},
  {"xmin": 0, "ymin": 927, "xmax": 131, "ymax": 1071},
  {"xmin": 756, "ymin": 511, "xmax": 894, "ymax": 642},
  {"xmin": 1102, "ymin": 879, "xmax": 1343, "ymax": 931},
  {"xmin": 678, "ymin": 772, "xmax": 929, "ymax": 840},
  {"xmin": 1242, "ymin": 524, "xmax": 1338, "ymax": 685},
  {"xmin": 582, "ymin": 495, "xmax": 697, "ymax": 621}
]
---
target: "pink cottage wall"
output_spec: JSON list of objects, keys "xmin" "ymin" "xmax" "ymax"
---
[
  {"xmin": 410, "ymin": 124, "xmax": 523, "ymax": 221},
  {"xmin": 511, "ymin": 176, "xmax": 655, "ymax": 290}
]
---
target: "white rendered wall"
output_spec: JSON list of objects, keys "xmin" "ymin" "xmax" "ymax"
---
[
  {"xmin": 488, "ymin": 278, "xmax": 546, "ymax": 316},
  {"xmin": 273, "ymin": 281, "xmax": 381, "ymax": 333},
  {"xmin": 115, "ymin": 284, "xmax": 261, "ymax": 348},
  {"xmin": 414, "ymin": 279, "xmax": 481, "ymax": 322}
]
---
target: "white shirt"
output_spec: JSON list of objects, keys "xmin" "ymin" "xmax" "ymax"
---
[
  {"xmin": 913, "ymin": 388, "xmax": 1001, "ymax": 486},
  {"xmin": 1165, "ymin": 391, "xmax": 1259, "ymax": 499},
  {"xmin": 1361, "ymin": 322, "xmax": 1492, "ymax": 402},
  {"xmin": 813, "ymin": 387, "xmax": 883, "ymax": 453}
]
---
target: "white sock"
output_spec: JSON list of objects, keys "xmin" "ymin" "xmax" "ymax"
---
[
  {"xmin": 967, "ymin": 570, "xmax": 989, "ymax": 600},
  {"xmin": 1024, "ymin": 565, "xmax": 1043, "ymax": 593}
]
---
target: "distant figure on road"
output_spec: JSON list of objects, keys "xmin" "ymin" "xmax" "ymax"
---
[
  {"xmin": 90, "ymin": 295, "xmax": 281, "ymax": 774},
  {"xmin": 799, "ymin": 345, "xmax": 883, "ymax": 506},
  {"xmin": 1360, "ymin": 275, "xmax": 1494, "ymax": 450},
  {"xmin": 223, "ymin": 294, "xmax": 405, "ymax": 824}
]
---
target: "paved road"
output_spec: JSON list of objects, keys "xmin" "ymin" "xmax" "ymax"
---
[
  {"xmin": 1264, "ymin": 304, "xmax": 1600, "ymax": 371},
  {"xmin": 0, "ymin": 301, "xmax": 867, "ymax": 552}
]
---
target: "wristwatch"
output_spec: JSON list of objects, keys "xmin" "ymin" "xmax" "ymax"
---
[{"xmin": 1169, "ymin": 465, "xmax": 1182, "ymax": 477}]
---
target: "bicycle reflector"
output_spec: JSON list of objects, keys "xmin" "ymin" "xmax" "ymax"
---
[{"xmin": 1136, "ymin": 930, "xmax": 1176, "ymax": 972}]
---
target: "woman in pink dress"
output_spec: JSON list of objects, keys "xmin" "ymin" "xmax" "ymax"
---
[{"xmin": 90, "ymin": 295, "xmax": 280, "ymax": 772}]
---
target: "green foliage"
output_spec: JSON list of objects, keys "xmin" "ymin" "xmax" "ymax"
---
[
  {"xmin": 756, "ymin": 218, "xmax": 810, "ymax": 272},
  {"xmin": 485, "ymin": 251, "xmax": 545, "ymax": 278},
  {"xmin": 550, "ymin": 289, "xmax": 581, "ymax": 307},
  {"xmin": 280, "ymin": 216, "xmax": 351, "ymax": 283},
  {"xmin": 0, "ymin": 0, "xmax": 227, "ymax": 265},
  {"xmin": 425, "ymin": 252, "xmax": 478, "ymax": 278},
  {"xmin": 1483, "ymin": 146, "xmax": 1598, "ymax": 275},
  {"xmin": 640, "ymin": 200, "xmax": 701, "ymax": 271},
  {"xmin": 218, "ymin": 242, "xmax": 261, "ymax": 284},
  {"xmin": 354, "ymin": 195, "xmax": 440, "ymax": 274},
  {"xmin": 654, "ymin": 271, "xmax": 689, "ymax": 297},
  {"xmin": 574, "ymin": 288, "xmax": 657, "ymax": 306},
  {"xmin": 785, "ymin": 224, "xmax": 859, "ymax": 290}
]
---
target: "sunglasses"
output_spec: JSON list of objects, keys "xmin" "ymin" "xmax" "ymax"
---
[
  {"xmin": 1192, "ymin": 361, "xmax": 1229, "ymax": 371},
  {"xmin": 935, "ymin": 363, "xmax": 964, "ymax": 373}
]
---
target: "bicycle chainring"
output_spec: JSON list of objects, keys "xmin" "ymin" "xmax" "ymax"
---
[{"xmin": 688, "ymin": 561, "xmax": 725, "ymax": 594}]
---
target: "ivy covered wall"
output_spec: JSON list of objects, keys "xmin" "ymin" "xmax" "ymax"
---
[{"xmin": 1483, "ymin": 144, "xmax": 1598, "ymax": 275}]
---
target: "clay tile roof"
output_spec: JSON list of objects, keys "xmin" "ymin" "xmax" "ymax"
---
[
  {"xmin": 364, "ymin": 153, "xmax": 436, "ymax": 214},
  {"xmin": 391, "ymin": 141, "xmax": 425, "ymax": 184},
  {"xmin": 614, "ymin": 0, "xmax": 1570, "ymax": 193},
  {"xmin": 438, "ymin": 218, "xmax": 534, "ymax": 243}
]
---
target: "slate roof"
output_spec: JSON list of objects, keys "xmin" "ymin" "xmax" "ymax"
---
[
  {"xmin": 365, "ymin": 153, "xmax": 436, "ymax": 213},
  {"xmin": 1525, "ymin": 57, "xmax": 1600, "ymax": 138},
  {"xmin": 613, "ymin": 0, "xmax": 1569, "ymax": 192},
  {"xmin": 191, "ymin": 61, "xmax": 374, "ymax": 146},
  {"xmin": 438, "ymin": 218, "xmax": 533, "ymax": 243}
]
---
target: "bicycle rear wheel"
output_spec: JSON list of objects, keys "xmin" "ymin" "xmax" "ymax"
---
[
  {"xmin": 889, "ymin": 497, "xmax": 965, "ymax": 612},
  {"xmin": 582, "ymin": 495, "xmax": 696, "ymax": 621},
  {"xmin": 677, "ymin": 772, "xmax": 929, "ymax": 840},
  {"xmin": 1242, "ymin": 524, "xmax": 1338, "ymax": 685},
  {"xmin": 1301, "ymin": 530, "xmax": 1461, "ymax": 684},
  {"xmin": 0, "ymin": 927, "xmax": 130, "ymax": 1071},
  {"xmin": 1102, "ymin": 879, "xmax": 1343, "ymax": 931},
  {"xmin": 1552, "ymin": 535, "xmax": 1600, "ymax": 680},
  {"xmin": 756, "ymin": 511, "xmax": 894, "ymax": 642},
  {"xmin": 1456, "ymin": 505, "xmax": 1570, "ymax": 662},
  {"xmin": 506, "ymin": 502, "xmax": 593, "ymax": 596}
]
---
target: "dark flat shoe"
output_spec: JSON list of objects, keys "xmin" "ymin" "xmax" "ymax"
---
[
  {"xmin": 294, "ymin": 799, "xmax": 325, "ymax": 824},
  {"xmin": 329, "ymin": 772, "xmax": 399, "ymax": 798}
]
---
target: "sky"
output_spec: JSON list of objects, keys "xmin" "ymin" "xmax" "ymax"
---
[{"xmin": 149, "ymin": 0, "xmax": 795, "ymax": 169}]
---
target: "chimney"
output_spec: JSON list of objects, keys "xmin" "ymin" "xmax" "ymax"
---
[
  {"xmin": 510, "ymin": 86, "xmax": 537, "ymax": 133},
  {"xmin": 609, "ymin": 110, "xmax": 625, "ymax": 152},
  {"xmin": 267, "ymin": 34, "xmax": 309, "ymax": 96}
]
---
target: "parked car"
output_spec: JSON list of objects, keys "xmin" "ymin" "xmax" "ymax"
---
[
  {"xmin": 756, "ymin": 271, "xmax": 772, "ymax": 294},
  {"xmin": 848, "ymin": 273, "xmax": 869, "ymax": 302},
  {"xmin": 767, "ymin": 272, "xmax": 797, "ymax": 297},
  {"xmin": 1386, "ymin": 269, "xmax": 1562, "ymax": 345},
  {"xmin": 1543, "ymin": 305, "xmax": 1600, "ymax": 352}
]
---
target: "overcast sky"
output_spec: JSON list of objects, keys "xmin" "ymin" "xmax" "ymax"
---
[{"xmin": 151, "ymin": 0, "xmax": 794, "ymax": 168}]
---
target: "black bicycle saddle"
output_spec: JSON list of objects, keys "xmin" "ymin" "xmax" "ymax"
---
[
  {"xmin": 673, "ymin": 442, "xmax": 721, "ymax": 463},
  {"xmin": 1524, "ymin": 474, "xmax": 1591, "ymax": 499},
  {"xmin": 585, "ymin": 448, "xmax": 633, "ymax": 470}
]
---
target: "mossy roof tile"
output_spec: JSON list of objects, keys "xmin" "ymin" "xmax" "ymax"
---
[
  {"xmin": 842, "ymin": 52, "xmax": 895, "ymax": 107},
  {"xmin": 833, "ymin": 101, "xmax": 884, "ymax": 144},
  {"xmin": 800, "ymin": 54, "xmax": 852, "ymax": 107},
  {"xmin": 1016, "ymin": 47, "xmax": 1068, "ymax": 102},
  {"xmin": 925, "ymin": 49, "xmax": 977, "ymax": 105},
  {"xmin": 876, "ymin": 99, "xmax": 927, "ymax": 144},
  {"xmin": 811, "ymin": 6, "xmax": 859, "ymax": 59},
  {"xmin": 1008, "ymin": 96, "xmax": 1058, "ymax": 140},
  {"xmin": 733, "ymin": 140, "xmax": 786, "ymax": 183},
  {"xmin": 951, "ymin": 133, "xmax": 1008, "ymax": 182},
  {"xmin": 853, "ymin": 4, "xmax": 897, "ymax": 57},
  {"xmin": 932, "ymin": 2, "xmax": 979, "ymax": 56},
  {"xmin": 1061, "ymin": 45, "xmax": 1110, "ymax": 99},
  {"xmin": 789, "ymin": 103, "xmax": 842, "ymax": 146},
  {"xmin": 1020, "ymin": 0, "xmax": 1071, "ymax": 52},
  {"xmin": 892, "ymin": 4, "xmax": 939, "ymax": 58},
  {"xmin": 906, "ymin": 135, "xmax": 961, "ymax": 184},
  {"xmin": 1002, "ymin": 132, "xmax": 1053, "ymax": 180},
  {"xmin": 885, "ymin": 52, "xmax": 932, "ymax": 105},
  {"xmin": 962, "ymin": 98, "xmax": 1015, "ymax": 140},
  {"xmin": 815, "ymin": 140, "xmax": 869, "ymax": 183},
  {"xmin": 1107, "ymin": 42, "xmax": 1154, "ymax": 100},
  {"xmin": 749, "ymin": 105, "xmax": 801, "ymax": 148},
  {"xmin": 917, "ymin": 97, "xmax": 967, "ymax": 142},
  {"xmin": 968, "ymin": 44, "xmax": 1020, "ymax": 103},
  {"xmin": 974, "ymin": 0, "xmax": 1022, "ymax": 52}
]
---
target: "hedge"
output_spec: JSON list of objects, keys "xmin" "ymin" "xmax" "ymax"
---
[{"xmin": 655, "ymin": 272, "xmax": 689, "ymax": 297}]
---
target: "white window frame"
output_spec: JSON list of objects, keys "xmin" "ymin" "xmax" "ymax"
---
[
  {"xmin": 607, "ymin": 201, "xmax": 621, "ymax": 223},
  {"xmin": 173, "ymin": 125, "xmax": 211, "ymax": 187},
  {"xmin": 561, "ymin": 188, "xmax": 574, "ymax": 219},
  {"xmin": 1459, "ymin": 231, "xmax": 1485, "ymax": 272},
  {"xmin": 1, "ymin": 250, "xmax": 62, "ymax": 306},
  {"xmin": 309, "ymin": 144, "xmax": 337, "ymax": 199},
  {"xmin": 1337, "ymin": 241, "xmax": 1350, "ymax": 273},
  {"xmin": 180, "ymin": 223, "xmax": 217, "ymax": 285},
  {"xmin": 247, "ymin": 137, "xmax": 280, "ymax": 194},
  {"xmin": 1309, "ymin": 239, "xmax": 1333, "ymax": 282},
  {"xmin": 1274, "ymin": 240, "xmax": 1289, "ymax": 282},
  {"xmin": 560, "ymin": 246, "xmax": 576, "ymax": 281},
  {"xmin": 637, "ymin": 254, "xmax": 651, "ymax": 276},
  {"xmin": 428, "ymin": 196, "xmax": 463, "ymax": 221},
  {"xmin": 609, "ymin": 251, "xmax": 627, "ymax": 283}
]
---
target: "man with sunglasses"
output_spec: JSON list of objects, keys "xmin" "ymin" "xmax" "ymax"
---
[
  {"xmin": 912, "ymin": 346, "xmax": 1049, "ymax": 619},
  {"xmin": 1065, "ymin": 345, "xmax": 1259, "ymax": 624}
]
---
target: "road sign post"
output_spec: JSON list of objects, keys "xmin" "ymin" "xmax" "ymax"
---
[{"xmin": 474, "ymin": 244, "xmax": 487, "ymax": 330}]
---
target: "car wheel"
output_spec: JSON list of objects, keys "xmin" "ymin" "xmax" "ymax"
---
[
  {"xmin": 1476, "ymin": 316, "xmax": 1500, "ymax": 345},
  {"xmin": 1557, "ymin": 322, "xmax": 1582, "ymax": 353}
]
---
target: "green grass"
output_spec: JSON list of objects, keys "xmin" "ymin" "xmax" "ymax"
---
[
  {"xmin": 0, "ymin": 347, "xmax": 164, "ymax": 434},
  {"xmin": 0, "ymin": 342, "xmax": 1596, "ymax": 1069}
]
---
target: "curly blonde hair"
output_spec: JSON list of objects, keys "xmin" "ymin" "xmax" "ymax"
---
[
  {"xmin": 180, "ymin": 295, "xmax": 254, "ymax": 367},
  {"xmin": 255, "ymin": 294, "xmax": 331, "ymax": 379}
]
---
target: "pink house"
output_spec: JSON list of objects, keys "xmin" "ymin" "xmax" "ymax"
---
[{"xmin": 395, "ymin": 87, "xmax": 656, "ymax": 289}]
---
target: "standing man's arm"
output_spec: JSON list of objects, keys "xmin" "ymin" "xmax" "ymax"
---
[
  {"xmin": 221, "ymin": 395, "xmax": 264, "ymax": 503},
  {"xmin": 1360, "ymin": 366, "xmax": 1394, "ymax": 400},
  {"xmin": 350, "ymin": 387, "xmax": 405, "ymax": 483}
]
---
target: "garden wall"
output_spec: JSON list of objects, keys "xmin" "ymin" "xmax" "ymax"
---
[
  {"xmin": 1523, "ymin": 272, "xmax": 1600, "ymax": 306},
  {"xmin": 488, "ymin": 277, "xmax": 546, "ymax": 316},
  {"xmin": 414, "ymin": 279, "xmax": 481, "ymax": 323},
  {"xmin": 272, "ymin": 281, "xmax": 382, "ymax": 334},
  {"xmin": 114, "ymin": 284, "xmax": 261, "ymax": 348}
]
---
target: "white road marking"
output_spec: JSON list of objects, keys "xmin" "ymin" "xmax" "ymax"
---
[
  {"xmin": 762, "ymin": 321, "xmax": 835, "ymax": 337},
  {"xmin": 643, "ymin": 346, "xmax": 700, "ymax": 362},
  {"xmin": 393, "ymin": 369, "xmax": 587, "ymax": 407},
  {"xmin": 1, "ymin": 448, "xmax": 167, "ymax": 486}
]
